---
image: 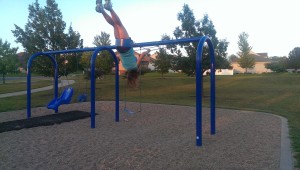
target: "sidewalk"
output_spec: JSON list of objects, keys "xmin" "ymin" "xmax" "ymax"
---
[{"xmin": 0, "ymin": 80, "xmax": 75, "ymax": 98}]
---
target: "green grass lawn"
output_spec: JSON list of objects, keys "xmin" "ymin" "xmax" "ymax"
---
[
  {"xmin": 0, "ymin": 72, "xmax": 299, "ymax": 167},
  {"xmin": 0, "ymin": 80, "xmax": 53, "ymax": 94}
]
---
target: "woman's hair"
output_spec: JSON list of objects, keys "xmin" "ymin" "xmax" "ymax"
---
[{"xmin": 127, "ymin": 69, "xmax": 139, "ymax": 88}]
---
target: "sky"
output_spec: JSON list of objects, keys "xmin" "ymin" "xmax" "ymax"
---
[{"xmin": 0, "ymin": 0, "xmax": 300, "ymax": 57}]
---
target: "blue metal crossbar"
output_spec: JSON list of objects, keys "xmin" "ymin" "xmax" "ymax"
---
[
  {"xmin": 39, "ymin": 36, "xmax": 203, "ymax": 54},
  {"xmin": 26, "ymin": 36, "xmax": 216, "ymax": 147}
]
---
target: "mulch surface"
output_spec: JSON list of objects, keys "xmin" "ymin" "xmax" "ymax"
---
[{"xmin": 0, "ymin": 111, "xmax": 91, "ymax": 133}]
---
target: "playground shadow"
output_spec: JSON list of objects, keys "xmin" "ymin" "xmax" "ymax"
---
[{"xmin": 0, "ymin": 111, "xmax": 92, "ymax": 133}]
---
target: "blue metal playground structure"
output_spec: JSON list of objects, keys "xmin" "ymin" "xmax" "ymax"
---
[{"xmin": 26, "ymin": 36, "xmax": 216, "ymax": 146}]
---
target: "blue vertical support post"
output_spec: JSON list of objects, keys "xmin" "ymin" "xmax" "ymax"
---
[
  {"xmin": 54, "ymin": 59, "xmax": 59, "ymax": 113},
  {"xmin": 106, "ymin": 49, "xmax": 120, "ymax": 122},
  {"xmin": 90, "ymin": 49, "xmax": 99, "ymax": 128},
  {"xmin": 196, "ymin": 37, "xmax": 205, "ymax": 146},
  {"xmin": 208, "ymin": 41, "xmax": 216, "ymax": 135},
  {"xmin": 26, "ymin": 65, "xmax": 32, "ymax": 119},
  {"xmin": 115, "ymin": 70, "xmax": 120, "ymax": 122},
  {"xmin": 112, "ymin": 53, "xmax": 120, "ymax": 122},
  {"xmin": 195, "ymin": 36, "xmax": 216, "ymax": 146}
]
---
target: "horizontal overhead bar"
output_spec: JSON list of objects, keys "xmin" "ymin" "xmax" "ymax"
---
[{"xmin": 41, "ymin": 36, "xmax": 203, "ymax": 55}]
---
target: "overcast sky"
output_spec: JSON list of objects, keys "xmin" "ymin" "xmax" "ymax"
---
[{"xmin": 1, "ymin": 0, "xmax": 299, "ymax": 57}]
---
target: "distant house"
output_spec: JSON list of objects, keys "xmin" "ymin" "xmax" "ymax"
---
[
  {"xmin": 147, "ymin": 52, "xmax": 159, "ymax": 70},
  {"xmin": 231, "ymin": 52, "xmax": 272, "ymax": 74}
]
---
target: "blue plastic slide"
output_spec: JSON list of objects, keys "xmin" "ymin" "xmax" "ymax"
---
[{"xmin": 47, "ymin": 87, "xmax": 74, "ymax": 110}]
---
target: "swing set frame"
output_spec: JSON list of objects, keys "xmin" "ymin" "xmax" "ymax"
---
[{"xmin": 26, "ymin": 36, "xmax": 216, "ymax": 146}]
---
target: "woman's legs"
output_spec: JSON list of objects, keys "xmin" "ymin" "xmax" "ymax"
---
[
  {"xmin": 101, "ymin": 10, "xmax": 121, "ymax": 38},
  {"xmin": 96, "ymin": 0, "xmax": 129, "ymax": 39},
  {"xmin": 109, "ymin": 9, "xmax": 130, "ymax": 39}
]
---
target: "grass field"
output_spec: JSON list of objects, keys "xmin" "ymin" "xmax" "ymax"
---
[
  {"xmin": 0, "ymin": 72, "xmax": 299, "ymax": 167},
  {"xmin": 0, "ymin": 80, "xmax": 53, "ymax": 94}
]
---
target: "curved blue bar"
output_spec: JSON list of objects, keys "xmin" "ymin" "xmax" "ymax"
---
[
  {"xmin": 27, "ymin": 52, "xmax": 58, "ymax": 118},
  {"xmin": 90, "ymin": 47, "xmax": 119, "ymax": 128},
  {"xmin": 196, "ymin": 36, "xmax": 216, "ymax": 146}
]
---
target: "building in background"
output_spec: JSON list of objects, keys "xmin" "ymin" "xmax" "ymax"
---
[{"xmin": 231, "ymin": 52, "xmax": 272, "ymax": 74}]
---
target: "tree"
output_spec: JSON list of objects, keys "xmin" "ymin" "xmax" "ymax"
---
[
  {"xmin": 154, "ymin": 48, "xmax": 172, "ymax": 77},
  {"xmin": 93, "ymin": 32, "xmax": 114, "ymax": 75},
  {"xmin": 171, "ymin": 4, "xmax": 230, "ymax": 76},
  {"xmin": 0, "ymin": 39, "xmax": 18, "ymax": 84},
  {"xmin": 288, "ymin": 47, "xmax": 300, "ymax": 72},
  {"xmin": 93, "ymin": 32, "xmax": 111, "ymax": 46},
  {"xmin": 237, "ymin": 32, "xmax": 255, "ymax": 73},
  {"xmin": 160, "ymin": 34, "xmax": 182, "ymax": 72},
  {"xmin": 229, "ymin": 54, "xmax": 238, "ymax": 63},
  {"xmin": 265, "ymin": 56, "xmax": 288, "ymax": 73},
  {"xmin": 65, "ymin": 25, "xmax": 83, "ymax": 74},
  {"xmin": 80, "ymin": 52, "xmax": 104, "ymax": 79},
  {"xmin": 81, "ymin": 32, "xmax": 114, "ymax": 79},
  {"xmin": 12, "ymin": 0, "xmax": 82, "ymax": 77}
]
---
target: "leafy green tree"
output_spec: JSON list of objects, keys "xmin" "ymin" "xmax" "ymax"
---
[
  {"xmin": 160, "ymin": 34, "xmax": 182, "ymax": 72},
  {"xmin": 93, "ymin": 32, "xmax": 114, "ymax": 75},
  {"xmin": 17, "ymin": 52, "xmax": 30, "ymax": 70},
  {"xmin": 171, "ymin": 4, "xmax": 230, "ymax": 76},
  {"xmin": 228, "ymin": 54, "xmax": 238, "ymax": 63},
  {"xmin": 80, "ymin": 51, "xmax": 111, "ymax": 80},
  {"xmin": 154, "ymin": 48, "xmax": 172, "ymax": 77},
  {"xmin": 12, "ymin": 0, "xmax": 82, "ymax": 77},
  {"xmin": 265, "ymin": 57, "xmax": 288, "ymax": 73},
  {"xmin": 80, "ymin": 52, "xmax": 102, "ymax": 79},
  {"xmin": 81, "ymin": 32, "xmax": 114, "ymax": 79},
  {"xmin": 0, "ymin": 39, "xmax": 18, "ymax": 84},
  {"xmin": 237, "ymin": 32, "xmax": 255, "ymax": 73},
  {"xmin": 66, "ymin": 25, "xmax": 83, "ymax": 73},
  {"xmin": 93, "ymin": 32, "xmax": 111, "ymax": 46},
  {"xmin": 80, "ymin": 52, "xmax": 91, "ymax": 71},
  {"xmin": 288, "ymin": 47, "xmax": 300, "ymax": 72}
]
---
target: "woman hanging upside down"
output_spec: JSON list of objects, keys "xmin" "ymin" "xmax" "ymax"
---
[{"xmin": 95, "ymin": 0, "xmax": 150, "ymax": 88}]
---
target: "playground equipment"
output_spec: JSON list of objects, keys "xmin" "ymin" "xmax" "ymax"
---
[
  {"xmin": 47, "ymin": 59, "xmax": 74, "ymax": 110},
  {"xmin": 47, "ymin": 87, "xmax": 74, "ymax": 110},
  {"xmin": 122, "ymin": 77, "xmax": 142, "ymax": 114},
  {"xmin": 26, "ymin": 36, "xmax": 216, "ymax": 146},
  {"xmin": 77, "ymin": 92, "xmax": 88, "ymax": 102}
]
